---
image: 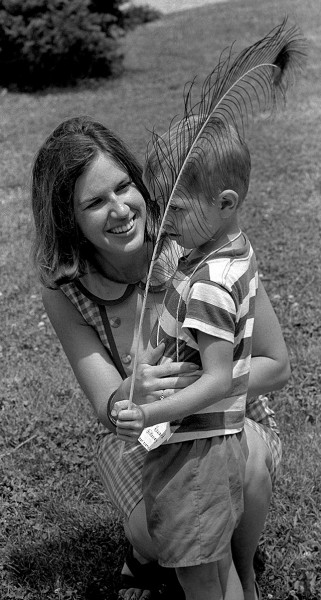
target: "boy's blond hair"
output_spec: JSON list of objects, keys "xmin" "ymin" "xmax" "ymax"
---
[{"xmin": 144, "ymin": 117, "xmax": 251, "ymax": 208}]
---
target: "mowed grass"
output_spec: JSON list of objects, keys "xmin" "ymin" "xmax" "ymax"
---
[{"xmin": 1, "ymin": 0, "xmax": 320, "ymax": 598}]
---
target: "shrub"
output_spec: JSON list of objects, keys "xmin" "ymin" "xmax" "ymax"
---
[
  {"xmin": 121, "ymin": 3, "xmax": 161, "ymax": 29},
  {"xmin": 0, "ymin": 0, "xmax": 159, "ymax": 90}
]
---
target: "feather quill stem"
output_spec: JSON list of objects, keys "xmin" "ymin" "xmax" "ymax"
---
[{"xmin": 127, "ymin": 20, "xmax": 306, "ymax": 410}]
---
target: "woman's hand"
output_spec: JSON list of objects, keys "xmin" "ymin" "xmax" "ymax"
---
[{"xmin": 118, "ymin": 343, "xmax": 201, "ymax": 406}]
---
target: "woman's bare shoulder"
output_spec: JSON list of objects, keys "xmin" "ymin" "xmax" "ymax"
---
[{"xmin": 42, "ymin": 286, "xmax": 86, "ymax": 327}]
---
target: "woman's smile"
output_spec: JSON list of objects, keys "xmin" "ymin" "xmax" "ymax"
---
[{"xmin": 108, "ymin": 215, "xmax": 136, "ymax": 235}]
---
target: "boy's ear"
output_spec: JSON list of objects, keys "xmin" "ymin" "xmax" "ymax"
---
[{"xmin": 218, "ymin": 190, "xmax": 239, "ymax": 216}]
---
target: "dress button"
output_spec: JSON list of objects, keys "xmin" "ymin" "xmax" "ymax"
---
[
  {"xmin": 121, "ymin": 354, "xmax": 132, "ymax": 364},
  {"xmin": 110, "ymin": 316, "xmax": 121, "ymax": 328}
]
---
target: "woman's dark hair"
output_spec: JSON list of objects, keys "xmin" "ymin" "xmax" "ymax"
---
[{"xmin": 31, "ymin": 115, "xmax": 157, "ymax": 288}]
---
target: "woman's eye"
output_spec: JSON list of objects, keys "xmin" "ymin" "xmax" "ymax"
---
[
  {"xmin": 169, "ymin": 205, "xmax": 181, "ymax": 212},
  {"xmin": 87, "ymin": 197, "xmax": 103, "ymax": 208},
  {"xmin": 117, "ymin": 180, "xmax": 133, "ymax": 193}
]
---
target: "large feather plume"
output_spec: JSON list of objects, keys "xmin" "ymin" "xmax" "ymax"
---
[{"xmin": 128, "ymin": 19, "xmax": 306, "ymax": 408}]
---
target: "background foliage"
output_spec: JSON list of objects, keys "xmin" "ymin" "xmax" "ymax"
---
[
  {"xmin": 0, "ymin": 0, "xmax": 320, "ymax": 598},
  {"xmin": 0, "ymin": 0, "xmax": 159, "ymax": 90}
]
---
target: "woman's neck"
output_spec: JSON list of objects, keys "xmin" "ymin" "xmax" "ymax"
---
[{"xmin": 92, "ymin": 247, "xmax": 150, "ymax": 284}]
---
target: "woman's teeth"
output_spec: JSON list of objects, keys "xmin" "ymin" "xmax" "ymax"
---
[{"xmin": 110, "ymin": 218, "xmax": 134, "ymax": 234}]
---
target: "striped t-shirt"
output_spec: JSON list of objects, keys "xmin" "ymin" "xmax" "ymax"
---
[{"xmin": 149, "ymin": 233, "xmax": 258, "ymax": 442}]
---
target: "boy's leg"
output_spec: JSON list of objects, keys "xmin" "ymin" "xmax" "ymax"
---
[
  {"xmin": 177, "ymin": 561, "xmax": 224, "ymax": 600},
  {"xmin": 231, "ymin": 423, "xmax": 272, "ymax": 600},
  {"xmin": 176, "ymin": 552, "xmax": 244, "ymax": 600},
  {"xmin": 224, "ymin": 556, "xmax": 245, "ymax": 600},
  {"xmin": 123, "ymin": 500, "xmax": 185, "ymax": 600},
  {"xmin": 124, "ymin": 502, "xmax": 245, "ymax": 600}
]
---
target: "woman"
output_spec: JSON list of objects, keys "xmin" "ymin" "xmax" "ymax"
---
[{"xmin": 31, "ymin": 116, "xmax": 289, "ymax": 600}]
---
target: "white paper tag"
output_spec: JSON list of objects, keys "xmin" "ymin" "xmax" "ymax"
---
[{"xmin": 138, "ymin": 422, "xmax": 172, "ymax": 451}]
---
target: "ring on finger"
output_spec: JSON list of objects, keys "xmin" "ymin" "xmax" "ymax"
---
[{"xmin": 159, "ymin": 390, "xmax": 165, "ymax": 401}]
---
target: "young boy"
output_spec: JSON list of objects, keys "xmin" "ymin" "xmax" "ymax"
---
[{"xmin": 113, "ymin": 118, "xmax": 256, "ymax": 600}]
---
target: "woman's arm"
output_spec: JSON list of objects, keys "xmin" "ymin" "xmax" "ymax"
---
[
  {"xmin": 248, "ymin": 279, "xmax": 291, "ymax": 398},
  {"xmin": 43, "ymin": 287, "xmax": 124, "ymax": 429},
  {"xmin": 42, "ymin": 288, "xmax": 200, "ymax": 430}
]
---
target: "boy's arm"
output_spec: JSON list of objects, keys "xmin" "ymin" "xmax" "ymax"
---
[
  {"xmin": 115, "ymin": 334, "xmax": 233, "ymax": 437},
  {"xmin": 248, "ymin": 279, "xmax": 291, "ymax": 398}
]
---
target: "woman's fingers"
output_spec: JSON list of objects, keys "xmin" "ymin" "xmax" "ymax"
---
[
  {"xmin": 150, "ymin": 372, "xmax": 200, "ymax": 398},
  {"xmin": 144, "ymin": 341, "xmax": 165, "ymax": 366},
  {"xmin": 163, "ymin": 372, "xmax": 201, "ymax": 390},
  {"xmin": 143, "ymin": 343, "xmax": 200, "ymax": 374},
  {"xmin": 130, "ymin": 361, "xmax": 201, "ymax": 404},
  {"xmin": 154, "ymin": 361, "xmax": 200, "ymax": 377},
  {"xmin": 150, "ymin": 373, "xmax": 199, "ymax": 394}
]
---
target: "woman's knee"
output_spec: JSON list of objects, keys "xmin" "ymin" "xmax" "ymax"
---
[{"xmin": 244, "ymin": 424, "xmax": 272, "ymax": 497}]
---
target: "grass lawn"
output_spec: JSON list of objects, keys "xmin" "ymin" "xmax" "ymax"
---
[{"xmin": 1, "ymin": 0, "xmax": 320, "ymax": 598}]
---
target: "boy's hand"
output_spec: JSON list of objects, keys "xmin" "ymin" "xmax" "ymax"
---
[{"xmin": 112, "ymin": 400, "xmax": 145, "ymax": 442}]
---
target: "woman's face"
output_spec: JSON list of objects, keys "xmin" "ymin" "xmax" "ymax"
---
[{"xmin": 74, "ymin": 152, "xmax": 147, "ymax": 263}]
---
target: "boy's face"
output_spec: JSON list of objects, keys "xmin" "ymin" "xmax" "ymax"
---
[{"xmin": 159, "ymin": 189, "xmax": 224, "ymax": 250}]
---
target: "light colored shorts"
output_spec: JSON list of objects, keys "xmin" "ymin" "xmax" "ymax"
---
[
  {"xmin": 142, "ymin": 433, "xmax": 248, "ymax": 568},
  {"xmin": 96, "ymin": 396, "xmax": 282, "ymax": 520}
]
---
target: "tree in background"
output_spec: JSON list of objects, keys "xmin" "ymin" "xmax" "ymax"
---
[{"xmin": 0, "ymin": 0, "xmax": 159, "ymax": 90}]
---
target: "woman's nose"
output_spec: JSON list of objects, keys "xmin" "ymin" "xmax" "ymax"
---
[{"xmin": 109, "ymin": 199, "xmax": 130, "ymax": 219}]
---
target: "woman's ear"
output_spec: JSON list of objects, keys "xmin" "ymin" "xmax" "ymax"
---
[{"xmin": 218, "ymin": 189, "xmax": 239, "ymax": 217}]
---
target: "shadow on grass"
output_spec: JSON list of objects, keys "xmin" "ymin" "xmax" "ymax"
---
[{"xmin": 5, "ymin": 510, "xmax": 127, "ymax": 600}]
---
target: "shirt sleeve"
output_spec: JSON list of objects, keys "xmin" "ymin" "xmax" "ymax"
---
[{"xmin": 182, "ymin": 279, "xmax": 236, "ymax": 343}]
